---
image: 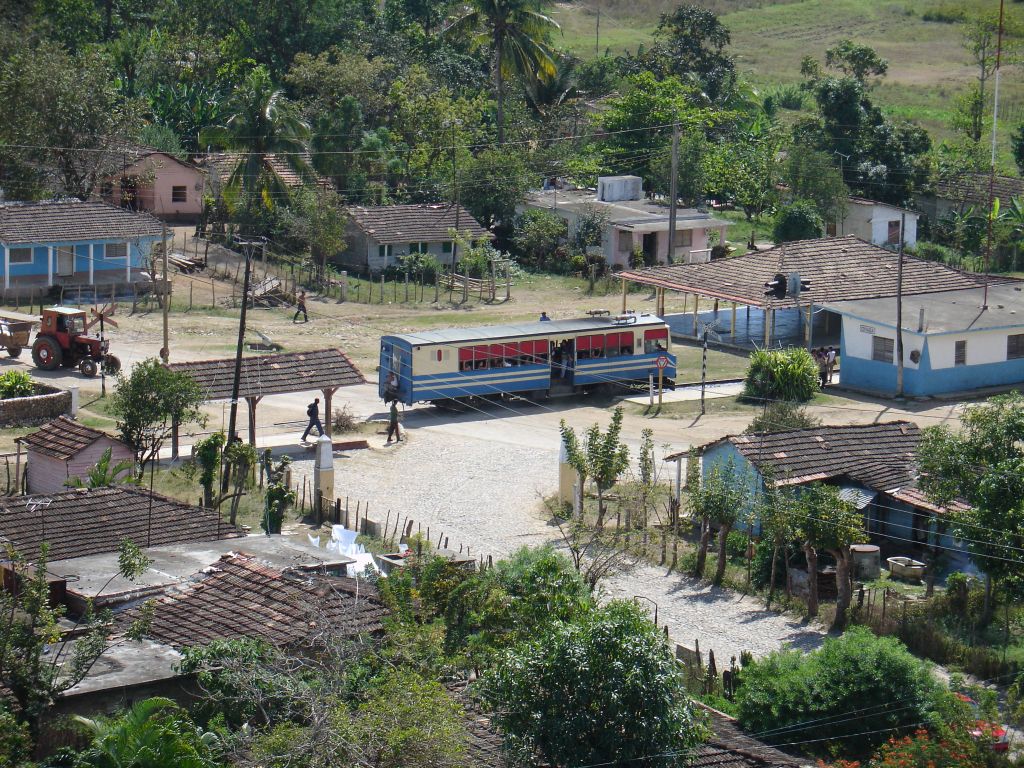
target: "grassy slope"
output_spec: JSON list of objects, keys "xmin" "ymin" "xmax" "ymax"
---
[{"xmin": 556, "ymin": 0, "xmax": 1024, "ymax": 164}]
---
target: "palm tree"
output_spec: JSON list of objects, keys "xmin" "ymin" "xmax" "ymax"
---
[
  {"xmin": 445, "ymin": 0, "xmax": 560, "ymax": 143},
  {"xmin": 1005, "ymin": 196, "xmax": 1024, "ymax": 273},
  {"xmin": 73, "ymin": 697, "xmax": 219, "ymax": 768},
  {"xmin": 200, "ymin": 66, "xmax": 312, "ymax": 221},
  {"xmin": 65, "ymin": 447, "xmax": 137, "ymax": 489}
]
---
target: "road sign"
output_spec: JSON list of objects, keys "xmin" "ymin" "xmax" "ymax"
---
[{"xmin": 656, "ymin": 355, "xmax": 670, "ymax": 370}]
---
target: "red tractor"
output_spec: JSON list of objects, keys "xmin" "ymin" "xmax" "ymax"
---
[{"xmin": 31, "ymin": 307, "xmax": 121, "ymax": 377}]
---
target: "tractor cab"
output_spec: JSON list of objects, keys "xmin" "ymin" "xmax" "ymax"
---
[
  {"xmin": 42, "ymin": 307, "xmax": 88, "ymax": 340},
  {"xmin": 32, "ymin": 306, "xmax": 120, "ymax": 378}
]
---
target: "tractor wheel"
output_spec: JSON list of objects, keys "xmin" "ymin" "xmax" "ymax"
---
[
  {"xmin": 6, "ymin": 346, "xmax": 22, "ymax": 359},
  {"xmin": 79, "ymin": 359, "xmax": 98, "ymax": 378},
  {"xmin": 31, "ymin": 337, "xmax": 62, "ymax": 371},
  {"xmin": 103, "ymin": 355, "xmax": 122, "ymax": 376}
]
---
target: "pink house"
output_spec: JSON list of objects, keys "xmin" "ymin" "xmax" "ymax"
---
[
  {"xmin": 17, "ymin": 416, "xmax": 134, "ymax": 494},
  {"xmin": 98, "ymin": 150, "xmax": 206, "ymax": 222}
]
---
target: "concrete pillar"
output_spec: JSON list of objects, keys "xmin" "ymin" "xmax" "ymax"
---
[
  {"xmin": 764, "ymin": 307, "xmax": 771, "ymax": 346},
  {"xmin": 314, "ymin": 433, "xmax": 335, "ymax": 522},
  {"xmin": 730, "ymin": 302, "xmax": 737, "ymax": 341},
  {"xmin": 246, "ymin": 396, "xmax": 261, "ymax": 446},
  {"xmin": 558, "ymin": 436, "xmax": 577, "ymax": 510},
  {"xmin": 68, "ymin": 386, "xmax": 79, "ymax": 417},
  {"xmin": 692, "ymin": 295, "xmax": 699, "ymax": 337},
  {"xmin": 89, "ymin": 243, "xmax": 94, "ymax": 285},
  {"xmin": 3, "ymin": 247, "xmax": 7, "ymax": 291},
  {"xmin": 47, "ymin": 246, "xmax": 53, "ymax": 287},
  {"xmin": 620, "ymin": 277, "xmax": 627, "ymax": 313},
  {"xmin": 806, "ymin": 302, "xmax": 814, "ymax": 347},
  {"xmin": 322, "ymin": 387, "xmax": 337, "ymax": 437}
]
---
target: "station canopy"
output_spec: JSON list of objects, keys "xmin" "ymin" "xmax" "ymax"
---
[
  {"xmin": 618, "ymin": 236, "xmax": 1005, "ymax": 310},
  {"xmin": 167, "ymin": 348, "xmax": 364, "ymax": 401}
]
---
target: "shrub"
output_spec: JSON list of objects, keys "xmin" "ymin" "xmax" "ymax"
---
[
  {"xmin": 772, "ymin": 199, "xmax": 824, "ymax": 243},
  {"xmin": 745, "ymin": 400, "xmax": 821, "ymax": 433},
  {"xmin": 908, "ymin": 241, "xmax": 960, "ymax": 266},
  {"xmin": 742, "ymin": 347, "xmax": 819, "ymax": 402},
  {"xmin": 751, "ymin": 537, "xmax": 789, "ymax": 590},
  {"xmin": 726, "ymin": 529, "xmax": 749, "ymax": 560},
  {"xmin": 0, "ymin": 371, "xmax": 33, "ymax": 400},
  {"xmin": 735, "ymin": 628, "xmax": 947, "ymax": 759},
  {"xmin": 774, "ymin": 84, "xmax": 806, "ymax": 110},
  {"xmin": 332, "ymin": 403, "xmax": 358, "ymax": 433}
]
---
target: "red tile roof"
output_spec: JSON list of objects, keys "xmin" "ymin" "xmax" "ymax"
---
[
  {"xmin": 0, "ymin": 487, "xmax": 241, "ymax": 562},
  {"xmin": 140, "ymin": 553, "xmax": 388, "ymax": 648},
  {"xmin": 705, "ymin": 421, "xmax": 922, "ymax": 492},
  {"xmin": 166, "ymin": 348, "xmax": 365, "ymax": 401},
  {"xmin": 0, "ymin": 199, "xmax": 164, "ymax": 245},
  {"xmin": 348, "ymin": 204, "xmax": 492, "ymax": 244},
  {"xmin": 619, "ymin": 235, "xmax": 1007, "ymax": 309},
  {"xmin": 934, "ymin": 174, "xmax": 1024, "ymax": 208},
  {"xmin": 16, "ymin": 416, "xmax": 128, "ymax": 461}
]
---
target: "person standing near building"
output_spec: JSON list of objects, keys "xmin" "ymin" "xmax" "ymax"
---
[
  {"xmin": 302, "ymin": 397, "xmax": 324, "ymax": 442},
  {"xmin": 386, "ymin": 400, "xmax": 402, "ymax": 443},
  {"xmin": 539, "ymin": 311, "xmax": 550, "ymax": 321},
  {"xmin": 826, "ymin": 346, "xmax": 837, "ymax": 383},
  {"xmin": 294, "ymin": 291, "xmax": 308, "ymax": 323}
]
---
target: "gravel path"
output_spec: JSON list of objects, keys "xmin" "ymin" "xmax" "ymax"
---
[{"xmin": 292, "ymin": 429, "xmax": 826, "ymax": 661}]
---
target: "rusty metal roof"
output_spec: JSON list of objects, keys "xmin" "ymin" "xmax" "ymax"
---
[{"xmin": 17, "ymin": 416, "xmax": 128, "ymax": 461}]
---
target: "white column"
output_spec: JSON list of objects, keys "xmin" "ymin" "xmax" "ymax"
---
[
  {"xmin": 126, "ymin": 243, "xmax": 131, "ymax": 282},
  {"xmin": 47, "ymin": 246, "xmax": 53, "ymax": 287},
  {"xmin": 88, "ymin": 243, "xmax": 94, "ymax": 285},
  {"xmin": 3, "ymin": 248, "xmax": 8, "ymax": 291}
]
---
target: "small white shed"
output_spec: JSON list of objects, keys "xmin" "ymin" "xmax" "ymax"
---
[{"xmin": 17, "ymin": 416, "xmax": 134, "ymax": 494}]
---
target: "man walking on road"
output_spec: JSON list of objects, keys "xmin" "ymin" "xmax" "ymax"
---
[
  {"xmin": 302, "ymin": 397, "xmax": 324, "ymax": 442},
  {"xmin": 294, "ymin": 291, "xmax": 308, "ymax": 323},
  {"xmin": 386, "ymin": 400, "xmax": 401, "ymax": 443}
]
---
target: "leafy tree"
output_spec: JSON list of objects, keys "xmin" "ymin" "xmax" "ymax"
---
[
  {"xmin": 755, "ymin": 476, "xmax": 799, "ymax": 609},
  {"xmin": 0, "ymin": 540, "xmax": 152, "ymax": 745},
  {"xmin": 481, "ymin": 600, "xmax": 706, "ymax": 767},
  {"xmin": 559, "ymin": 406, "xmax": 630, "ymax": 529},
  {"xmin": 0, "ymin": 44, "xmax": 142, "ymax": 199},
  {"xmin": 742, "ymin": 347, "xmax": 820, "ymax": 402},
  {"xmin": 1013, "ymin": 123, "xmax": 1024, "ymax": 176},
  {"xmin": 961, "ymin": 12, "xmax": 1021, "ymax": 144},
  {"xmin": 824, "ymin": 39, "xmax": 888, "ymax": 85},
  {"xmin": 222, "ymin": 440, "xmax": 258, "ymax": 526},
  {"xmin": 278, "ymin": 186, "xmax": 348, "ymax": 281},
  {"xmin": 865, "ymin": 726, "xmax": 996, "ymax": 768},
  {"xmin": 462, "ymin": 146, "xmax": 530, "ymax": 227},
  {"xmin": 621, "ymin": 5, "xmax": 736, "ymax": 102},
  {"xmin": 571, "ymin": 203, "xmax": 610, "ymax": 255},
  {"xmin": 66, "ymin": 447, "xmax": 137, "ymax": 489},
  {"xmin": 0, "ymin": 708, "xmax": 31, "ymax": 768},
  {"xmin": 445, "ymin": 0, "xmax": 559, "ymax": 144},
  {"xmin": 784, "ymin": 145, "xmax": 848, "ymax": 227},
  {"xmin": 916, "ymin": 392, "xmax": 1024, "ymax": 623},
  {"xmin": 72, "ymin": 697, "xmax": 219, "ymax": 768},
  {"xmin": 773, "ymin": 199, "xmax": 824, "ymax": 242},
  {"xmin": 690, "ymin": 458, "xmax": 749, "ymax": 581},
  {"xmin": 200, "ymin": 66, "xmax": 312, "ymax": 222},
  {"xmin": 736, "ymin": 628, "xmax": 949, "ymax": 760},
  {"xmin": 110, "ymin": 358, "xmax": 206, "ymax": 477},
  {"xmin": 192, "ymin": 432, "xmax": 225, "ymax": 508},
  {"xmin": 798, "ymin": 483, "xmax": 866, "ymax": 630},
  {"xmin": 444, "ymin": 545, "xmax": 592, "ymax": 664},
  {"xmin": 351, "ymin": 669, "xmax": 467, "ymax": 768},
  {"xmin": 511, "ymin": 208, "xmax": 566, "ymax": 270}
]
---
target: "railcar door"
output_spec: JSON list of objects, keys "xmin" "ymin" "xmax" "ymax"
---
[{"xmin": 379, "ymin": 340, "xmax": 412, "ymax": 404}]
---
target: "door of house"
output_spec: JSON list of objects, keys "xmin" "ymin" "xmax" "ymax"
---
[{"xmin": 56, "ymin": 247, "xmax": 75, "ymax": 277}]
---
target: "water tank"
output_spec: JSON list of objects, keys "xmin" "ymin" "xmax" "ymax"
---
[
  {"xmin": 597, "ymin": 175, "xmax": 642, "ymax": 202},
  {"xmin": 850, "ymin": 544, "xmax": 881, "ymax": 580}
]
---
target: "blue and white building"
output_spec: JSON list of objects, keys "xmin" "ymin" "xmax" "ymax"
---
[
  {"xmin": 827, "ymin": 282, "xmax": 1024, "ymax": 397},
  {"xmin": 0, "ymin": 199, "xmax": 164, "ymax": 294},
  {"xmin": 698, "ymin": 422, "xmax": 973, "ymax": 574}
]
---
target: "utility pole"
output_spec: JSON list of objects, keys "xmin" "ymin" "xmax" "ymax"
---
[
  {"xmin": 667, "ymin": 121, "xmax": 679, "ymax": 264},
  {"xmin": 226, "ymin": 238, "xmax": 255, "ymax": 452},
  {"xmin": 895, "ymin": 212, "xmax": 905, "ymax": 399},
  {"xmin": 161, "ymin": 224, "xmax": 170, "ymax": 363},
  {"xmin": 700, "ymin": 324, "xmax": 709, "ymax": 415},
  {"xmin": 983, "ymin": 0, "xmax": 1006, "ymax": 310},
  {"xmin": 450, "ymin": 121, "xmax": 460, "ymax": 274}
]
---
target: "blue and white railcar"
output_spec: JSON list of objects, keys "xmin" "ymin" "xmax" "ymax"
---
[{"xmin": 379, "ymin": 314, "xmax": 677, "ymax": 405}]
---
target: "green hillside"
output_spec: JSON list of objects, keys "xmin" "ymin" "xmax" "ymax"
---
[{"xmin": 557, "ymin": 0, "xmax": 1024, "ymax": 153}]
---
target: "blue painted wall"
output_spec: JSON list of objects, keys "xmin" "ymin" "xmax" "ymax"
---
[
  {"xmin": 700, "ymin": 442, "xmax": 763, "ymax": 535},
  {"xmin": 0, "ymin": 238, "xmax": 158, "ymax": 284}
]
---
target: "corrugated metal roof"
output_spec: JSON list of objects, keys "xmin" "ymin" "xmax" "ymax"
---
[{"xmin": 384, "ymin": 314, "xmax": 666, "ymax": 345}]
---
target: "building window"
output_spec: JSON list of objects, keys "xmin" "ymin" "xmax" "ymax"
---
[
  {"xmin": 1008, "ymin": 334, "xmax": 1024, "ymax": 360},
  {"xmin": 618, "ymin": 230, "xmax": 632, "ymax": 252},
  {"xmin": 826, "ymin": 221, "xmax": 837, "ymax": 237},
  {"xmin": 171, "ymin": 186, "xmax": 187, "ymax": 203},
  {"xmin": 954, "ymin": 340, "xmax": 967, "ymax": 366},
  {"xmin": 871, "ymin": 336, "xmax": 894, "ymax": 363},
  {"xmin": 409, "ymin": 242, "xmax": 429, "ymax": 254},
  {"xmin": 887, "ymin": 219, "xmax": 901, "ymax": 245},
  {"xmin": 105, "ymin": 243, "xmax": 127, "ymax": 259},
  {"xmin": 442, "ymin": 241, "xmax": 453, "ymax": 254},
  {"xmin": 8, "ymin": 247, "xmax": 32, "ymax": 265},
  {"xmin": 378, "ymin": 244, "xmax": 391, "ymax": 260},
  {"xmin": 676, "ymin": 229, "xmax": 693, "ymax": 247}
]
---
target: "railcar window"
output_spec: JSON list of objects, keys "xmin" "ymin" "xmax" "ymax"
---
[{"xmin": 644, "ymin": 328, "xmax": 669, "ymax": 353}]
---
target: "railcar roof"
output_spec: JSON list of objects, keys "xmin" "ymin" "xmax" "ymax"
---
[{"xmin": 383, "ymin": 315, "xmax": 665, "ymax": 346}]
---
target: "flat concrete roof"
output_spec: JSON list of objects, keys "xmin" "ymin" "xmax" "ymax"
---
[
  {"xmin": 60, "ymin": 639, "xmax": 182, "ymax": 697},
  {"xmin": 49, "ymin": 534, "xmax": 354, "ymax": 606},
  {"xmin": 523, "ymin": 189, "xmax": 731, "ymax": 231},
  {"xmin": 824, "ymin": 283, "xmax": 1024, "ymax": 334}
]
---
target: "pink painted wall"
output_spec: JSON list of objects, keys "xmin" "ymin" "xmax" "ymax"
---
[
  {"xmin": 26, "ymin": 439, "xmax": 135, "ymax": 494},
  {"xmin": 102, "ymin": 154, "xmax": 205, "ymax": 218}
]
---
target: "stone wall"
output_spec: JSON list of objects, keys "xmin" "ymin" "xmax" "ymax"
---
[{"xmin": 0, "ymin": 383, "xmax": 71, "ymax": 427}]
